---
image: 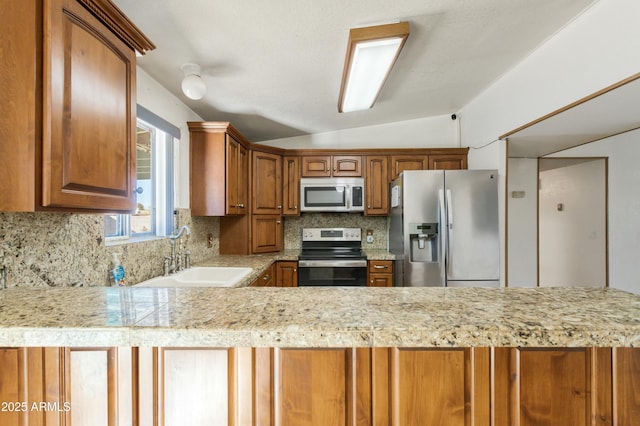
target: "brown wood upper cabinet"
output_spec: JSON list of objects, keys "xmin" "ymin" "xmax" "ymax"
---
[
  {"xmin": 189, "ymin": 123, "xmax": 249, "ymax": 216},
  {"xmin": 301, "ymin": 155, "xmax": 363, "ymax": 177},
  {"xmin": 390, "ymin": 153, "xmax": 468, "ymax": 180},
  {"xmin": 429, "ymin": 154, "xmax": 468, "ymax": 170},
  {"xmin": 282, "ymin": 156, "xmax": 300, "ymax": 216},
  {"xmin": 0, "ymin": 0, "xmax": 154, "ymax": 212},
  {"xmin": 364, "ymin": 155, "xmax": 389, "ymax": 216},
  {"xmin": 251, "ymin": 215, "xmax": 282, "ymax": 253},
  {"xmin": 252, "ymin": 151, "xmax": 282, "ymax": 214},
  {"xmin": 390, "ymin": 154, "xmax": 429, "ymax": 181}
]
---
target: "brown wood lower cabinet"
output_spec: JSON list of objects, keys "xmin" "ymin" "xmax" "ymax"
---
[
  {"xmin": 368, "ymin": 260, "xmax": 393, "ymax": 287},
  {"xmin": 1, "ymin": 346, "xmax": 639, "ymax": 425},
  {"xmin": 276, "ymin": 261, "xmax": 298, "ymax": 287},
  {"xmin": 0, "ymin": 347, "xmax": 134, "ymax": 426}
]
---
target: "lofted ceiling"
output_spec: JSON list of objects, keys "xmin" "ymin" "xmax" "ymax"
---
[{"xmin": 113, "ymin": 0, "xmax": 598, "ymax": 143}]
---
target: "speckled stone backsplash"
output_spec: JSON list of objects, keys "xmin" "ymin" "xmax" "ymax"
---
[
  {"xmin": 283, "ymin": 213, "xmax": 388, "ymax": 249},
  {"xmin": 0, "ymin": 209, "xmax": 218, "ymax": 287}
]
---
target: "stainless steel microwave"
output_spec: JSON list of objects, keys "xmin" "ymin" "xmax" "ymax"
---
[{"xmin": 300, "ymin": 178, "xmax": 365, "ymax": 212}]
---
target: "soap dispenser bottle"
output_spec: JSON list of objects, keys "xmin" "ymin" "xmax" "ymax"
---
[{"xmin": 109, "ymin": 253, "xmax": 126, "ymax": 286}]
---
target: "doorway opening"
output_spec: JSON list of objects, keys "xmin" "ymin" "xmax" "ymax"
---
[{"xmin": 538, "ymin": 157, "xmax": 608, "ymax": 287}]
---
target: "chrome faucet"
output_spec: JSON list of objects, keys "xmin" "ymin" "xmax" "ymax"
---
[{"xmin": 165, "ymin": 225, "xmax": 191, "ymax": 275}]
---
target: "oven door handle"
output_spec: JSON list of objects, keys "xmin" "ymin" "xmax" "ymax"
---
[{"xmin": 298, "ymin": 260, "xmax": 368, "ymax": 268}]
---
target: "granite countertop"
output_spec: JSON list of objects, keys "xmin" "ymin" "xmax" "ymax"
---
[{"xmin": 0, "ymin": 286, "xmax": 638, "ymax": 348}]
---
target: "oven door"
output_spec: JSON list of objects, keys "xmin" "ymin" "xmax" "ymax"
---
[{"xmin": 298, "ymin": 260, "xmax": 367, "ymax": 286}]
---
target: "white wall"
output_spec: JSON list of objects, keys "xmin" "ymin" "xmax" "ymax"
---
[
  {"xmin": 538, "ymin": 159, "xmax": 607, "ymax": 287},
  {"xmin": 507, "ymin": 158, "xmax": 538, "ymax": 287},
  {"xmin": 136, "ymin": 68, "xmax": 203, "ymax": 208},
  {"xmin": 257, "ymin": 115, "xmax": 457, "ymax": 149}
]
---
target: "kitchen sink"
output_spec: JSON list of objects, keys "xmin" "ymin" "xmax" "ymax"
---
[{"xmin": 135, "ymin": 267, "xmax": 253, "ymax": 288}]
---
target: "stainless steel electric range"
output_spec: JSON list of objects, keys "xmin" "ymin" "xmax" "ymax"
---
[{"xmin": 297, "ymin": 228, "xmax": 367, "ymax": 287}]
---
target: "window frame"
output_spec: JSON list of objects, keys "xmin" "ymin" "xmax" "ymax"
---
[{"xmin": 104, "ymin": 106, "xmax": 179, "ymax": 243}]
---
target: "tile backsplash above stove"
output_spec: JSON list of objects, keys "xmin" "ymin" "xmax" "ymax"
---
[{"xmin": 283, "ymin": 213, "xmax": 387, "ymax": 250}]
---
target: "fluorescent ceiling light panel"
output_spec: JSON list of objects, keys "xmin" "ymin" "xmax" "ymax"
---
[{"xmin": 338, "ymin": 22, "xmax": 410, "ymax": 113}]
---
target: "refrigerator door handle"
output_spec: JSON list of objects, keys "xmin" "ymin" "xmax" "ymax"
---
[
  {"xmin": 446, "ymin": 189, "xmax": 453, "ymax": 230},
  {"xmin": 438, "ymin": 189, "xmax": 447, "ymax": 283},
  {"xmin": 446, "ymin": 189, "xmax": 453, "ymax": 277}
]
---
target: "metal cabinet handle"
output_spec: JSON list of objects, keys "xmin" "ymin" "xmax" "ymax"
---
[
  {"xmin": 294, "ymin": 205, "xmax": 297, "ymax": 210},
  {"xmin": 373, "ymin": 265, "xmax": 388, "ymax": 269},
  {"xmin": 263, "ymin": 275, "xmax": 270, "ymax": 280},
  {"xmin": 276, "ymin": 221, "xmax": 281, "ymax": 224},
  {"xmin": 238, "ymin": 203, "xmax": 245, "ymax": 208},
  {"xmin": 277, "ymin": 205, "xmax": 282, "ymax": 209}
]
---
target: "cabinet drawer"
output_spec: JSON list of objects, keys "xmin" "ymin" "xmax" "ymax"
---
[{"xmin": 368, "ymin": 260, "xmax": 393, "ymax": 272}]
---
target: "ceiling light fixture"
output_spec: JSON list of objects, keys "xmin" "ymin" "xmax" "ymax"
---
[
  {"xmin": 338, "ymin": 21, "xmax": 410, "ymax": 113},
  {"xmin": 181, "ymin": 63, "xmax": 207, "ymax": 100}
]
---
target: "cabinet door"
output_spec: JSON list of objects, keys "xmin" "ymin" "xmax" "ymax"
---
[
  {"xmin": 390, "ymin": 155, "xmax": 429, "ymax": 181},
  {"xmin": 253, "ymin": 151, "xmax": 282, "ymax": 214},
  {"xmin": 255, "ymin": 348, "xmax": 372, "ymax": 425},
  {"xmin": 44, "ymin": 0, "xmax": 137, "ymax": 211},
  {"xmin": 333, "ymin": 155, "xmax": 363, "ymax": 177},
  {"xmin": 373, "ymin": 347, "xmax": 490, "ymax": 425},
  {"xmin": 613, "ymin": 348, "xmax": 640, "ymax": 424},
  {"xmin": 494, "ymin": 347, "xmax": 612, "ymax": 425},
  {"xmin": 368, "ymin": 273, "xmax": 392, "ymax": 287},
  {"xmin": 65, "ymin": 347, "xmax": 134, "ymax": 426},
  {"xmin": 428, "ymin": 154, "xmax": 467, "ymax": 170},
  {"xmin": 282, "ymin": 156, "xmax": 300, "ymax": 215},
  {"xmin": 302, "ymin": 155, "xmax": 332, "ymax": 177},
  {"xmin": 237, "ymin": 143, "xmax": 249, "ymax": 215},
  {"xmin": 252, "ymin": 215, "xmax": 282, "ymax": 253},
  {"xmin": 364, "ymin": 155, "xmax": 389, "ymax": 215},
  {"xmin": 138, "ymin": 347, "xmax": 254, "ymax": 426},
  {"xmin": 0, "ymin": 348, "xmax": 65, "ymax": 426},
  {"xmin": 0, "ymin": 1, "xmax": 38, "ymax": 211},
  {"xmin": 276, "ymin": 261, "xmax": 298, "ymax": 287},
  {"xmin": 226, "ymin": 136, "xmax": 241, "ymax": 215}
]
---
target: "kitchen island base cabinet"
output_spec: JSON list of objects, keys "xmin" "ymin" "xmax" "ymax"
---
[
  {"xmin": 2, "ymin": 346, "xmax": 639, "ymax": 425},
  {"xmin": 494, "ymin": 347, "xmax": 616, "ymax": 426}
]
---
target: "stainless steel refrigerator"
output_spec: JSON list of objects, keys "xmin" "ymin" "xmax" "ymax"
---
[{"xmin": 389, "ymin": 170, "xmax": 499, "ymax": 287}]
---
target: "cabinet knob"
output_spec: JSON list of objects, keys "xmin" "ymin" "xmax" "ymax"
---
[
  {"xmin": 368, "ymin": 205, "xmax": 371, "ymax": 209},
  {"xmin": 237, "ymin": 203, "xmax": 244, "ymax": 208},
  {"xmin": 277, "ymin": 205, "xmax": 282, "ymax": 209},
  {"xmin": 294, "ymin": 205, "xmax": 297, "ymax": 210},
  {"xmin": 263, "ymin": 275, "xmax": 270, "ymax": 280},
  {"xmin": 276, "ymin": 221, "xmax": 281, "ymax": 224}
]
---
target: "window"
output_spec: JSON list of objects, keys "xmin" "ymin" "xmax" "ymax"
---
[{"xmin": 105, "ymin": 106, "xmax": 179, "ymax": 241}]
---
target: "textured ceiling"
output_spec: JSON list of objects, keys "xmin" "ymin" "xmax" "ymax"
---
[{"xmin": 113, "ymin": 0, "xmax": 597, "ymax": 143}]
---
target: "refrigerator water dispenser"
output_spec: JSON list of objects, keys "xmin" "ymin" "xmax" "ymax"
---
[{"xmin": 409, "ymin": 223, "xmax": 438, "ymax": 263}]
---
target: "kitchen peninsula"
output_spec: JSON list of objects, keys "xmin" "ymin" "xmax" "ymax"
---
[{"xmin": 1, "ymin": 282, "xmax": 639, "ymax": 425}]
